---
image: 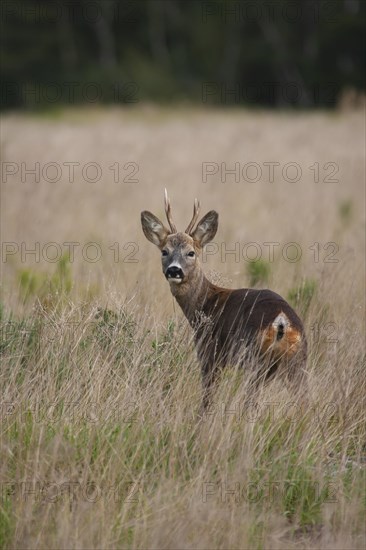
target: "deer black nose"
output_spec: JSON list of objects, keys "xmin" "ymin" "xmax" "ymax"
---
[{"xmin": 166, "ymin": 266, "xmax": 184, "ymax": 280}]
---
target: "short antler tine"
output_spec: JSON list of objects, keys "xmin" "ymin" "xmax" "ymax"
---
[
  {"xmin": 164, "ymin": 188, "xmax": 177, "ymax": 233},
  {"xmin": 185, "ymin": 197, "xmax": 201, "ymax": 234}
]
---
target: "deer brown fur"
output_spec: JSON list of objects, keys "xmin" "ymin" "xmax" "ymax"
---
[{"xmin": 141, "ymin": 191, "xmax": 307, "ymax": 408}]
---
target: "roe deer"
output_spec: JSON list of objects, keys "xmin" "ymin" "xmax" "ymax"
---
[{"xmin": 141, "ymin": 191, "xmax": 307, "ymax": 409}]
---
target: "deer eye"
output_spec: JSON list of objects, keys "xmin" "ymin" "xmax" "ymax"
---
[
  {"xmin": 187, "ymin": 251, "xmax": 195, "ymax": 257},
  {"xmin": 162, "ymin": 250, "xmax": 168, "ymax": 257}
]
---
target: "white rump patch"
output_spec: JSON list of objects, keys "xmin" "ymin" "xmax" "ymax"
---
[{"xmin": 272, "ymin": 312, "xmax": 290, "ymax": 329}]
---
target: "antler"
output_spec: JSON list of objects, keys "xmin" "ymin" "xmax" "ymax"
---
[
  {"xmin": 164, "ymin": 189, "xmax": 177, "ymax": 233},
  {"xmin": 185, "ymin": 197, "xmax": 200, "ymax": 234}
]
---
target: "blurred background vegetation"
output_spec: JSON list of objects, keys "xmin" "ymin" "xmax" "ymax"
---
[{"xmin": 1, "ymin": 0, "xmax": 365, "ymax": 110}]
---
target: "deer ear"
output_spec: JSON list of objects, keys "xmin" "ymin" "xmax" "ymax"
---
[
  {"xmin": 191, "ymin": 210, "xmax": 218, "ymax": 247},
  {"xmin": 141, "ymin": 211, "xmax": 170, "ymax": 247}
]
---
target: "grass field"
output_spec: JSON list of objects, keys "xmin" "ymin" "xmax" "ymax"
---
[{"xmin": 1, "ymin": 106, "xmax": 365, "ymax": 549}]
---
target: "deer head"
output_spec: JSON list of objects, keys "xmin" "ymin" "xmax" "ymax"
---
[{"xmin": 141, "ymin": 190, "xmax": 218, "ymax": 287}]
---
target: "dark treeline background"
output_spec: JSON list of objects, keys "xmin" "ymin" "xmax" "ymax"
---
[{"xmin": 1, "ymin": 0, "xmax": 365, "ymax": 110}]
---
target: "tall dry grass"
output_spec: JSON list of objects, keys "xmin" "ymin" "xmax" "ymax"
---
[{"xmin": 1, "ymin": 106, "xmax": 365, "ymax": 549}]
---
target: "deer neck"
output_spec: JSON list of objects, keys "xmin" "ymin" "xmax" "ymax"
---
[{"xmin": 168, "ymin": 264, "xmax": 217, "ymax": 326}]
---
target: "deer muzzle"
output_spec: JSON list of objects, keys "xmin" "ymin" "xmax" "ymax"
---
[{"xmin": 165, "ymin": 265, "xmax": 184, "ymax": 283}]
